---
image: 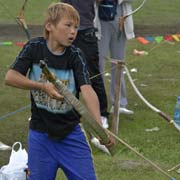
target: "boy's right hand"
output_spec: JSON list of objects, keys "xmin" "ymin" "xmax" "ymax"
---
[{"xmin": 42, "ymin": 83, "xmax": 64, "ymax": 100}]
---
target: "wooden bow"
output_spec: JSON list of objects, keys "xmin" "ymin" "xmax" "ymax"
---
[
  {"xmin": 16, "ymin": 0, "xmax": 31, "ymax": 40},
  {"xmin": 39, "ymin": 60, "xmax": 116, "ymax": 155},
  {"xmin": 120, "ymin": 0, "xmax": 146, "ymax": 31}
]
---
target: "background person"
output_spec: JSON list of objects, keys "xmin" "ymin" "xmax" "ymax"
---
[
  {"xmin": 97, "ymin": 0, "xmax": 136, "ymax": 114},
  {"xmin": 61, "ymin": 0, "xmax": 109, "ymax": 128}
]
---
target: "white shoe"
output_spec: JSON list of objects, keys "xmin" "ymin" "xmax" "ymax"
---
[
  {"xmin": 90, "ymin": 137, "xmax": 110, "ymax": 155},
  {"xmin": 119, "ymin": 107, "xmax": 134, "ymax": 114},
  {"xmin": 110, "ymin": 106, "xmax": 134, "ymax": 115},
  {"xmin": 110, "ymin": 106, "xmax": 114, "ymax": 113},
  {"xmin": 0, "ymin": 142, "xmax": 11, "ymax": 151},
  {"xmin": 101, "ymin": 116, "xmax": 109, "ymax": 129}
]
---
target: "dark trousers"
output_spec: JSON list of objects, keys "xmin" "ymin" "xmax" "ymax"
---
[{"xmin": 73, "ymin": 28, "xmax": 109, "ymax": 117}]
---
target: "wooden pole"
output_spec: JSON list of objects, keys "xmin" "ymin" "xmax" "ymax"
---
[{"xmin": 111, "ymin": 60, "xmax": 124, "ymax": 135}]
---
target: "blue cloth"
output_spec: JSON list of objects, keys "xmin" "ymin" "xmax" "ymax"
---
[{"xmin": 28, "ymin": 125, "xmax": 97, "ymax": 180}]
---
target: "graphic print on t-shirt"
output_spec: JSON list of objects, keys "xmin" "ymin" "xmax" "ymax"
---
[{"xmin": 29, "ymin": 64, "xmax": 76, "ymax": 114}]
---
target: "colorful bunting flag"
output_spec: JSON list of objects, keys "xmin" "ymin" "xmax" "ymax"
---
[
  {"xmin": 155, "ymin": 36, "xmax": 163, "ymax": 43},
  {"xmin": 0, "ymin": 33, "xmax": 180, "ymax": 48},
  {"xmin": 15, "ymin": 42, "xmax": 25, "ymax": 47},
  {"xmin": 137, "ymin": 33, "xmax": 180, "ymax": 44},
  {"xmin": 0, "ymin": 41, "xmax": 26, "ymax": 47},
  {"xmin": 0, "ymin": 42, "xmax": 13, "ymax": 46},
  {"xmin": 164, "ymin": 35, "xmax": 173, "ymax": 41},
  {"xmin": 145, "ymin": 36, "xmax": 154, "ymax": 42},
  {"xmin": 137, "ymin": 37, "xmax": 149, "ymax": 44},
  {"xmin": 177, "ymin": 34, "xmax": 180, "ymax": 38},
  {"xmin": 172, "ymin": 35, "xmax": 180, "ymax": 42}
]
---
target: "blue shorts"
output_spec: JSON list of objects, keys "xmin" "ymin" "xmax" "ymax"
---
[{"xmin": 28, "ymin": 125, "xmax": 97, "ymax": 180}]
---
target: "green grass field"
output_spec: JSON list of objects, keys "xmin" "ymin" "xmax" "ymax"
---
[
  {"xmin": 0, "ymin": 1, "xmax": 180, "ymax": 180},
  {"xmin": 0, "ymin": 0, "xmax": 179, "ymax": 25}
]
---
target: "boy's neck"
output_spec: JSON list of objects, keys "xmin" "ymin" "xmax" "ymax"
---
[{"xmin": 47, "ymin": 39, "xmax": 65, "ymax": 55}]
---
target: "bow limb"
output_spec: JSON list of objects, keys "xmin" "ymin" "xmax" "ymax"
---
[
  {"xmin": 16, "ymin": 0, "xmax": 31, "ymax": 40},
  {"xmin": 39, "ymin": 60, "xmax": 117, "ymax": 155},
  {"xmin": 120, "ymin": 0, "xmax": 146, "ymax": 31}
]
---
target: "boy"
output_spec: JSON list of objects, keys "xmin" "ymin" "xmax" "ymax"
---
[{"xmin": 5, "ymin": 3, "xmax": 105, "ymax": 180}]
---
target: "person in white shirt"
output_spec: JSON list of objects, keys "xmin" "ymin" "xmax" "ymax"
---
[{"xmin": 97, "ymin": 0, "xmax": 136, "ymax": 114}]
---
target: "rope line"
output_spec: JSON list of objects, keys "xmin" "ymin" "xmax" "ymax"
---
[
  {"xmin": 107, "ymin": 129, "xmax": 176, "ymax": 180},
  {"xmin": 0, "ymin": 104, "xmax": 30, "ymax": 121}
]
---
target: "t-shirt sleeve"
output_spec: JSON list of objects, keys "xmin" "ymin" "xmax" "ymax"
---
[
  {"xmin": 72, "ymin": 50, "xmax": 91, "ymax": 89},
  {"xmin": 10, "ymin": 41, "xmax": 33, "ymax": 76}
]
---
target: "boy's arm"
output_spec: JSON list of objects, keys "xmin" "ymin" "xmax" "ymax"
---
[
  {"xmin": 5, "ymin": 69, "xmax": 43, "ymax": 90},
  {"xmin": 81, "ymin": 84, "xmax": 115, "ymax": 146},
  {"xmin": 80, "ymin": 84, "xmax": 102, "ymax": 125},
  {"xmin": 5, "ymin": 69, "xmax": 63, "ymax": 100}
]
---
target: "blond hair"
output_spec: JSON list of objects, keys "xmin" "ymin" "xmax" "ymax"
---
[{"xmin": 43, "ymin": 2, "xmax": 80, "ymax": 39}]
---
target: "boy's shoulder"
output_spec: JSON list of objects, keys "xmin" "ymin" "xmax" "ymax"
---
[
  {"xmin": 66, "ymin": 45, "xmax": 86, "ymax": 64},
  {"xmin": 27, "ymin": 37, "xmax": 46, "ymax": 46},
  {"xmin": 68, "ymin": 44, "xmax": 83, "ymax": 56}
]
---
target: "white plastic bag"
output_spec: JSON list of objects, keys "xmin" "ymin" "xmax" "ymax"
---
[{"xmin": 0, "ymin": 142, "xmax": 28, "ymax": 180}]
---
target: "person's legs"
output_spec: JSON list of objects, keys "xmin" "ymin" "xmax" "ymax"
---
[
  {"xmin": 28, "ymin": 125, "xmax": 97, "ymax": 180},
  {"xmin": 110, "ymin": 28, "xmax": 127, "ymax": 107},
  {"xmin": 109, "ymin": 26, "xmax": 134, "ymax": 114},
  {"xmin": 54, "ymin": 125, "xmax": 97, "ymax": 180},
  {"xmin": 109, "ymin": 24, "xmax": 128, "ymax": 108},
  {"xmin": 98, "ymin": 21, "xmax": 112, "ymax": 78},
  {"xmin": 73, "ymin": 28, "xmax": 109, "ymax": 118},
  {"xmin": 110, "ymin": 62, "xmax": 127, "ymax": 107},
  {"xmin": 98, "ymin": 21, "xmax": 113, "ymax": 128},
  {"xmin": 28, "ymin": 130, "xmax": 58, "ymax": 180}
]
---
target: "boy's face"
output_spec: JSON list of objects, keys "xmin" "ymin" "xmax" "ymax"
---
[{"xmin": 47, "ymin": 17, "xmax": 78, "ymax": 47}]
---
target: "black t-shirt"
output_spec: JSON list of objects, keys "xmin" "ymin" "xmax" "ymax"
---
[{"xmin": 11, "ymin": 37, "xmax": 91, "ymax": 140}]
